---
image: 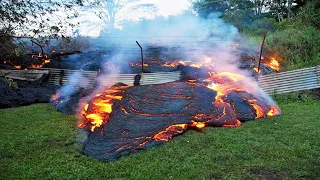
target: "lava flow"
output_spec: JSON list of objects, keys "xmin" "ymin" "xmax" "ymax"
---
[
  {"xmin": 78, "ymin": 86, "xmax": 127, "ymax": 132},
  {"xmin": 51, "ymin": 56, "xmax": 281, "ymax": 162},
  {"xmin": 205, "ymin": 72, "xmax": 280, "ymax": 120}
]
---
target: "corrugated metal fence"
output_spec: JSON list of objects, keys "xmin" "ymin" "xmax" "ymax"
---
[
  {"xmin": 258, "ymin": 65, "xmax": 320, "ymax": 94},
  {"xmin": 43, "ymin": 65, "xmax": 320, "ymax": 94},
  {"xmin": 44, "ymin": 68, "xmax": 181, "ymax": 87}
]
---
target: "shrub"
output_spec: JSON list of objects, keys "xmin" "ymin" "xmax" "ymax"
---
[{"xmin": 264, "ymin": 26, "xmax": 320, "ymax": 71}]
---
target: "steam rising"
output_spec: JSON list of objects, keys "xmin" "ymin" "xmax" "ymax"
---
[{"xmin": 53, "ymin": 11, "xmax": 278, "ymax": 118}]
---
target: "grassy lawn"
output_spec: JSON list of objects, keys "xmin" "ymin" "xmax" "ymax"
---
[{"xmin": 1, "ymin": 103, "xmax": 319, "ymax": 179}]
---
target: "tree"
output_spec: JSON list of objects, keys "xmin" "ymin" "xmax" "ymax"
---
[
  {"xmin": 0, "ymin": 0, "xmax": 82, "ymax": 66},
  {"xmin": 192, "ymin": 0, "xmax": 255, "ymax": 30},
  {"xmin": 192, "ymin": 0, "xmax": 229, "ymax": 17},
  {"xmin": 84, "ymin": 0, "xmax": 154, "ymax": 33},
  {"xmin": 0, "ymin": 0, "xmax": 81, "ymax": 37}
]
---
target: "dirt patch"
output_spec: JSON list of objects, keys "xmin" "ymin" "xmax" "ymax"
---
[{"xmin": 247, "ymin": 167, "xmax": 292, "ymax": 180}]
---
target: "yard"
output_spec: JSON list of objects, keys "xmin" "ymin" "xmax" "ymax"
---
[{"xmin": 1, "ymin": 102, "xmax": 319, "ymax": 179}]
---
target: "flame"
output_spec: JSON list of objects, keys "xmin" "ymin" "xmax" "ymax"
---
[
  {"xmin": 31, "ymin": 64, "xmax": 42, "ymax": 68},
  {"xmin": 130, "ymin": 56, "xmax": 213, "ymax": 69},
  {"xmin": 265, "ymin": 57, "xmax": 280, "ymax": 71},
  {"xmin": 206, "ymin": 72, "xmax": 246, "ymax": 99},
  {"xmin": 14, "ymin": 65, "xmax": 21, "ymax": 69},
  {"xmin": 253, "ymin": 67, "xmax": 260, "ymax": 73}
]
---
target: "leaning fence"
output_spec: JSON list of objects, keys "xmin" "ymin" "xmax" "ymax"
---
[
  {"xmin": 2, "ymin": 65, "xmax": 319, "ymax": 94},
  {"xmin": 258, "ymin": 65, "xmax": 320, "ymax": 94},
  {"xmin": 43, "ymin": 65, "xmax": 320, "ymax": 94}
]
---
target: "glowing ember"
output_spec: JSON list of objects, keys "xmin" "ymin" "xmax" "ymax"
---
[
  {"xmin": 14, "ymin": 65, "xmax": 21, "ymax": 69},
  {"xmin": 130, "ymin": 56, "xmax": 214, "ymax": 69},
  {"xmin": 265, "ymin": 57, "xmax": 280, "ymax": 71}
]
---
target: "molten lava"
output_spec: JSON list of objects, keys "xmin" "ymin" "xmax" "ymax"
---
[
  {"xmin": 52, "ymin": 55, "xmax": 281, "ymax": 162},
  {"xmin": 130, "ymin": 56, "xmax": 214, "ymax": 69},
  {"xmin": 79, "ymin": 86, "xmax": 126, "ymax": 132},
  {"xmin": 205, "ymin": 71, "xmax": 277, "ymax": 120}
]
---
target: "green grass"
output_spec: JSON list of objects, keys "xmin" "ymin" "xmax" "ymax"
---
[{"xmin": 1, "ymin": 103, "xmax": 319, "ymax": 179}]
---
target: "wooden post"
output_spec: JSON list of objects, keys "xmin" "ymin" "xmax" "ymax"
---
[
  {"xmin": 135, "ymin": 41, "xmax": 144, "ymax": 73},
  {"xmin": 258, "ymin": 34, "xmax": 267, "ymax": 73}
]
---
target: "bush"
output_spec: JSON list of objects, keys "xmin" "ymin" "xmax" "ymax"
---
[
  {"xmin": 248, "ymin": 18, "xmax": 277, "ymax": 35},
  {"xmin": 0, "ymin": 30, "xmax": 16, "ymax": 62},
  {"xmin": 285, "ymin": 0, "xmax": 320, "ymax": 29},
  {"xmin": 264, "ymin": 26, "xmax": 320, "ymax": 71}
]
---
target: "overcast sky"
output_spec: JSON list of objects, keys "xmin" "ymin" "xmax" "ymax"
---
[
  {"xmin": 77, "ymin": 0, "xmax": 191, "ymax": 36},
  {"xmin": 143, "ymin": 0, "xmax": 191, "ymax": 17}
]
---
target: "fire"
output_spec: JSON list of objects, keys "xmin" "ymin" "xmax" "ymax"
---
[
  {"xmin": 269, "ymin": 58, "xmax": 280, "ymax": 71},
  {"xmin": 205, "ymin": 72, "xmax": 246, "ymax": 99},
  {"xmin": 130, "ymin": 56, "xmax": 214, "ymax": 69},
  {"xmin": 31, "ymin": 64, "xmax": 42, "ymax": 68},
  {"xmin": 79, "ymin": 86, "xmax": 126, "ymax": 132},
  {"xmin": 264, "ymin": 57, "xmax": 280, "ymax": 71},
  {"xmin": 205, "ymin": 72, "xmax": 245, "ymax": 84},
  {"xmin": 14, "ymin": 65, "xmax": 21, "ymax": 69}
]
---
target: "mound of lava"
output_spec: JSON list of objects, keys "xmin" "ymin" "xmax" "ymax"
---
[{"xmin": 76, "ymin": 82, "xmax": 279, "ymax": 162}]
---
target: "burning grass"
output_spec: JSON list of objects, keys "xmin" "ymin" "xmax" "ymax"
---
[{"xmin": 0, "ymin": 102, "xmax": 319, "ymax": 179}]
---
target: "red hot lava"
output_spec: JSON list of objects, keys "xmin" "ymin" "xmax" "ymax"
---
[{"xmin": 52, "ymin": 56, "xmax": 280, "ymax": 162}]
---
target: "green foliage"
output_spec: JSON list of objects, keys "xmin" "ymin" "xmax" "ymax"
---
[
  {"xmin": 3, "ymin": 77, "xmax": 18, "ymax": 89},
  {"xmin": 264, "ymin": 26, "xmax": 320, "ymax": 70},
  {"xmin": 272, "ymin": 91, "xmax": 319, "ymax": 105},
  {"xmin": 285, "ymin": 0, "xmax": 320, "ymax": 29},
  {"xmin": 0, "ymin": 0, "xmax": 82, "ymax": 38},
  {"xmin": 245, "ymin": 17, "xmax": 277, "ymax": 35},
  {"xmin": 223, "ymin": 9, "xmax": 254, "ymax": 31},
  {"xmin": 0, "ymin": 30, "xmax": 16, "ymax": 61},
  {"xmin": 0, "ymin": 103, "xmax": 319, "ymax": 179}
]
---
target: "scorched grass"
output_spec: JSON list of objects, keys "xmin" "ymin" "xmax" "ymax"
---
[{"xmin": 0, "ymin": 103, "xmax": 319, "ymax": 179}]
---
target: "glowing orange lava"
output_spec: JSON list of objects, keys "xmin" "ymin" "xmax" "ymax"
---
[
  {"xmin": 248, "ymin": 99, "xmax": 265, "ymax": 119},
  {"xmin": 154, "ymin": 124, "xmax": 188, "ymax": 141},
  {"xmin": 79, "ymin": 86, "xmax": 126, "ymax": 132},
  {"xmin": 267, "ymin": 105, "xmax": 281, "ymax": 116}
]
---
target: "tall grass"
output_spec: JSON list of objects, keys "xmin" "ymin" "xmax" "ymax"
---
[
  {"xmin": 264, "ymin": 27, "xmax": 320, "ymax": 71},
  {"xmin": 243, "ymin": 1, "xmax": 320, "ymax": 71}
]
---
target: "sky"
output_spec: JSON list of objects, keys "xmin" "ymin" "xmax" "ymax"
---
[
  {"xmin": 142, "ymin": 0, "xmax": 191, "ymax": 17},
  {"xmin": 77, "ymin": 0, "xmax": 191, "ymax": 36}
]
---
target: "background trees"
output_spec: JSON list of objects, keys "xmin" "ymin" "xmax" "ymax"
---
[{"xmin": 0, "ymin": 0, "xmax": 82, "ymax": 66}]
